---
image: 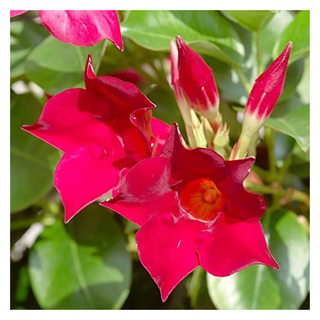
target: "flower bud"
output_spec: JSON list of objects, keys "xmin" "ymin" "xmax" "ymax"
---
[
  {"xmin": 230, "ymin": 41, "xmax": 292, "ymax": 160},
  {"xmin": 175, "ymin": 35, "xmax": 219, "ymax": 121},
  {"xmin": 242, "ymin": 41, "xmax": 292, "ymax": 137}
]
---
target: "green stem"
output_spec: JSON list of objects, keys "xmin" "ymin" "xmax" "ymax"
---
[
  {"xmin": 264, "ymin": 127, "xmax": 277, "ymax": 176},
  {"xmin": 235, "ymin": 67, "xmax": 251, "ymax": 94},
  {"xmin": 256, "ymin": 30, "xmax": 264, "ymax": 76},
  {"xmin": 95, "ymin": 39, "xmax": 108, "ymax": 74}
]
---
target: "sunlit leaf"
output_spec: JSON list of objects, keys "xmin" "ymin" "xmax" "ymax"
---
[
  {"xmin": 25, "ymin": 37, "xmax": 104, "ymax": 95},
  {"xmin": 121, "ymin": 10, "xmax": 245, "ymax": 67},
  {"xmin": 265, "ymin": 104, "xmax": 310, "ymax": 152},
  {"xmin": 273, "ymin": 10, "xmax": 310, "ymax": 64}
]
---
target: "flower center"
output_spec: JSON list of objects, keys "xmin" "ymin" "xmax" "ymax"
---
[{"xmin": 179, "ymin": 178, "xmax": 226, "ymax": 221}]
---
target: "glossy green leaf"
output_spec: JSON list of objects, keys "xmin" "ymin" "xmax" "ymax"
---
[
  {"xmin": 297, "ymin": 57, "xmax": 310, "ymax": 104},
  {"xmin": 121, "ymin": 10, "xmax": 245, "ymax": 67},
  {"xmin": 25, "ymin": 37, "xmax": 104, "ymax": 95},
  {"xmin": 221, "ymin": 10, "xmax": 276, "ymax": 32},
  {"xmin": 29, "ymin": 204, "xmax": 131, "ymax": 309},
  {"xmin": 278, "ymin": 58, "xmax": 304, "ymax": 102},
  {"xmin": 260, "ymin": 11, "xmax": 294, "ymax": 67},
  {"xmin": 273, "ymin": 11, "xmax": 310, "ymax": 64},
  {"xmin": 10, "ymin": 92, "xmax": 60, "ymax": 212},
  {"xmin": 207, "ymin": 209, "xmax": 309, "ymax": 309},
  {"xmin": 265, "ymin": 104, "xmax": 310, "ymax": 152},
  {"xmin": 10, "ymin": 21, "xmax": 49, "ymax": 79}
]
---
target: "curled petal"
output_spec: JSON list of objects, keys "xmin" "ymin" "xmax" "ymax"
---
[
  {"xmin": 136, "ymin": 213, "xmax": 205, "ymax": 302},
  {"xmin": 38, "ymin": 10, "xmax": 123, "ymax": 49},
  {"xmin": 101, "ymin": 157, "xmax": 180, "ymax": 226},
  {"xmin": 84, "ymin": 55, "xmax": 161, "ymax": 160},
  {"xmin": 55, "ymin": 145, "xmax": 131, "ymax": 223},
  {"xmin": 161, "ymin": 123, "xmax": 228, "ymax": 183},
  {"xmin": 196, "ymin": 212, "xmax": 279, "ymax": 277},
  {"xmin": 217, "ymin": 157, "xmax": 266, "ymax": 222}
]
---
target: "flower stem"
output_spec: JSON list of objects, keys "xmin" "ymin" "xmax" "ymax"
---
[
  {"xmin": 256, "ymin": 30, "xmax": 264, "ymax": 76},
  {"xmin": 95, "ymin": 39, "xmax": 108, "ymax": 75},
  {"xmin": 235, "ymin": 67, "xmax": 251, "ymax": 95}
]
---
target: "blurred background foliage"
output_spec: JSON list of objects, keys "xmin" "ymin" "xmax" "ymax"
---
[{"xmin": 10, "ymin": 10, "xmax": 310, "ymax": 309}]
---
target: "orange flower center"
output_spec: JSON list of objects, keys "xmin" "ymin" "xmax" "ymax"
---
[{"xmin": 179, "ymin": 178, "xmax": 226, "ymax": 221}]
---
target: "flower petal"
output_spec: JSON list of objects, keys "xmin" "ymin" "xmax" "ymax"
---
[
  {"xmin": 101, "ymin": 157, "xmax": 180, "ymax": 226},
  {"xmin": 21, "ymin": 88, "xmax": 121, "ymax": 153},
  {"xmin": 10, "ymin": 10, "xmax": 28, "ymax": 18},
  {"xmin": 55, "ymin": 145, "xmax": 131, "ymax": 223},
  {"xmin": 217, "ymin": 157, "xmax": 266, "ymax": 222},
  {"xmin": 196, "ymin": 212, "xmax": 279, "ymax": 277},
  {"xmin": 151, "ymin": 118, "xmax": 171, "ymax": 155},
  {"xmin": 176, "ymin": 36, "xmax": 219, "ymax": 120},
  {"xmin": 84, "ymin": 54, "xmax": 159, "ymax": 161},
  {"xmin": 38, "ymin": 10, "xmax": 123, "ymax": 49},
  {"xmin": 161, "ymin": 123, "xmax": 228, "ymax": 183},
  {"xmin": 136, "ymin": 213, "xmax": 205, "ymax": 302}
]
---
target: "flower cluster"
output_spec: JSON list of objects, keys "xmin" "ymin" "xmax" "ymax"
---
[{"xmin": 20, "ymin": 11, "xmax": 292, "ymax": 301}]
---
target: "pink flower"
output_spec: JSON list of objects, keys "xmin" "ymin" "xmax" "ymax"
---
[
  {"xmin": 172, "ymin": 35, "xmax": 219, "ymax": 121},
  {"xmin": 10, "ymin": 10, "xmax": 123, "ymax": 50},
  {"xmin": 22, "ymin": 54, "xmax": 170, "ymax": 222},
  {"xmin": 101, "ymin": 123, "xmax": 279, "ymax": 302}
]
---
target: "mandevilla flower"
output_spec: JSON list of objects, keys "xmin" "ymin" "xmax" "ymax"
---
[
  {"xmin": 102, "ymin": 123, "xmax": 279, "ymax": 302},
  {"xmin": 22, "ymin": 55, "xmax": 170, "ymax": 222},
  {"xmin": 231, "ymin": 42, "xmax": 292, "ymax": 160},
  {"xmin": 10, "ymin": 10, "xmax": 123, "ymax": 50},
  {"xmin": 173, "ymin": 35, "xmax": 220, "ymax": 122}
]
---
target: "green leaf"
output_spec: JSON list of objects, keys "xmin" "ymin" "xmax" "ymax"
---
[
  {"xmin": 29, "ymin": 204, "xmax": 131, "ymax": 309},
  {"xmin": 296, "ymin": 57, "xmax": 310, "ymax": 104},
  {"xmin": 121, "ymin": 10, "xmax": 245, "ymax": 67},
  {"xmin": 260, "ymin": 10, "xmax": 294, "ymax": 67},
  {"xmin": 207, "ymin": 209, "xmax": 309, "ymax": 309},
  {"xmin": 10, "ymin": 92, "xmax": 60, "ymax": 212},
  {"xmin": 221, "ymin": 10, "xmax": 276, "ymax": 32},
  {"xmin": 10, "ymin": 21, "xmax": 49, "ymax": 79},
  {"xmin": 273, "ymin": 11, "xmax": 310, "ymax": 64},
  {"xmin": 265, "ymin": 104, "xmax": 310, "ymax": 152},
  {"xmin": 278, "ymin": 58, "xmax": 304, "ymax": 102},
  {"xmin": 25, "ymin": 37, "xmax": 104, "ymax": 95}
]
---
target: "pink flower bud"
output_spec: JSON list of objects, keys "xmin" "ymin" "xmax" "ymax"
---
[
  {"xmin": 243, "ymin": 42, "xmax": 292, "ymax": 133},
  {"xmin": 174, "ymin": 36, "xmax": 220, "ymax": 121}
]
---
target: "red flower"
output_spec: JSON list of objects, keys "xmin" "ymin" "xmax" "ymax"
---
[
  {"xmin": 22, "ymin": 55, "xmax": 170, "ymax": 222},
  {"xmin": 101, "ymin": 123, "xmax": 279, "ymax": 302},
  {"xmin": 10, "ymin": 10, "xmax": 123, "ymax": 50},
  {"xmin": 172, "ymin": 36, "xmax": 220, "ymax": 121}
]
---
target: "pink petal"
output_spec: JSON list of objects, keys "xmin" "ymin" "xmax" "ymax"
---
[
  {"xmin": 84, "ymin": 55, "xmax": 157, "ymax": 161},
  {"xmin": 151, "ymin": 118, "xmax": 171, "ymax": 156},
  {"xmin": 217, "ymin": 157, "xmax": 266, "ymax": 222},
  {"xmin": 136, "ymin": 213, "xmax": 205, "ymax": 301},
  {"xmin": 10, "ymin": 10, "xmax": 28, "ymax": 18},
  {"xmin": 38, "ymin": 10, "xmax": 123, "ymax": 49},
  {"xmin": 196, "ymin": 212, "xmax": 279, "ymax": 277},
  {"xmin": 101, "ymin": 157, "xmax": 180, "ymax": 226},
  {"xmin": 21, "ymin": 88, "xmax": 121, "ymax": 153},
  {"xmin": 108, "ymin": 68, "xmax": 146, "ymax": 85},
  {"xmin": 55, "ymin": 145, "xmax": 131, "ymax": 223},
  {"xmin": 161, "ymin": 123, "xmax": 228, "ymax": 183}
]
